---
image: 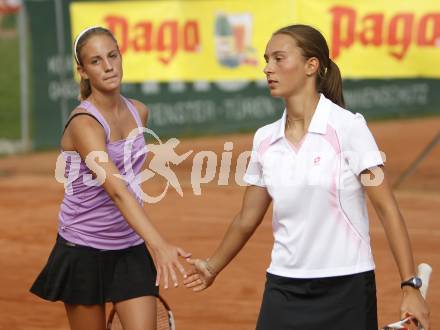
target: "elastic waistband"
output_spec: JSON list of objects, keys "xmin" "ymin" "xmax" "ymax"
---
[
  {"xmin": 266, "ymin": 270, "xmax": 375, "ymax": 283},
  {"xmin": 56, "ymin": 234, "xmax": 111, "ymax": 252},
  {"xmin": 56, "ymin": 233, "xmax": 145, "ymax": 253},
  {"xmin": 56, "ymin": 234, "xmax": 143, "ymax": 253}
]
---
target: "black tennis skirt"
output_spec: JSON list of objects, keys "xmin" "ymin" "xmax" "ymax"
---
[
  {"xmin": 256, "ymin": 271, "xmax": 378, "ymax": 330},
  {"xmin": 30, "ymin": 234, "xmax": 158, "ymax": 305}
]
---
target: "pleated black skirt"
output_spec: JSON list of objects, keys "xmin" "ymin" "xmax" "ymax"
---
[
  {"xmin": 30, "ymin": 234, "xmax": 158, "ymax": 305},
  {"xmin": 256, "ymin": 271, "xmax": 378, "ymax": 330}
]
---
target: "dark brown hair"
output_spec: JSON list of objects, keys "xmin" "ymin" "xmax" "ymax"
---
[
  {"xmin": 274, "ymin": 24, "xmax": 345, "ymax": 107},
  {"xmin": 73, "ymin": 27, "xmax": 119, "ymax": 100}
]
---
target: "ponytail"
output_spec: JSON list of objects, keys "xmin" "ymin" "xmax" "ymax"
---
[
  {"xmin": 319, "ymin": 59, "xmax": 345, "ymax": 108},
  {"xmin": 274, "ymin": 25, "xmax": 346, "ymax": 108},
  {"xmin": 79, "ymin": 77, "xmax": 92, "ymax": 101}
]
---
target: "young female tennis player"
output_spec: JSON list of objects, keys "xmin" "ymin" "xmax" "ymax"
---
[
  {"xmin": 30, "ymin": 26, "xmax": 190, "ymax": 330},
  {"xmin": 184, "ymin": 24, "xmax": 430, "ymax": 330}
]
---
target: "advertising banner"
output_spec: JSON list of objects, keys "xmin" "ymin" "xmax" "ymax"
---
[
  {"xmin": 295, "ymin": 0, "xmax": 440, "ymax": 78},
  {"xmin": 70, "ymin": 0, "xmax": 295, "ymax": 82}
]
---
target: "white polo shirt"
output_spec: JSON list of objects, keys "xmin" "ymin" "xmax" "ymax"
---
[{"xmin": 244, "ymin": 94, "xmax": 384, "ymax": 278}]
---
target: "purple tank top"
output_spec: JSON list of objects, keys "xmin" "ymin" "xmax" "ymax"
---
[{"xmin": 58, "ymin": 96, "xmax": 146, "ymax": 250}]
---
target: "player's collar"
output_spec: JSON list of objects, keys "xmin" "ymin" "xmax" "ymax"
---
[
  {"xmin": 308, "ymin": 93, "xmax": 330, "ymax": 134},
  {"xmin": 270, "ymin": 93, "xmax": 330, "ymax": 145}
]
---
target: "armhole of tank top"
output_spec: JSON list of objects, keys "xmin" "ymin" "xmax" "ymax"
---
[{"xmin": 63, "ymin": 113, "xmax": 104, "ymax": 134}]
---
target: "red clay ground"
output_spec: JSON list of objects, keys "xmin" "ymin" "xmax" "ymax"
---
[{"xmin": 0, "ymin": 116, "xmax": 439, "ymax": 330}]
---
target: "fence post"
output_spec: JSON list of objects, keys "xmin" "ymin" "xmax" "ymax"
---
[{"xmin": 18, "ymin": 1, "xmax": 30, "ymax": 151}]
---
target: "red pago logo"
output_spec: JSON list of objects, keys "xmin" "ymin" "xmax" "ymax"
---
[
  {"xmin": 214, "ymin": 12, "xmax": 258, "ymax": 68},
  {"xmin": 329, "ymin": 6, "xmax": 440, "ymax": 60},
  {"xmin": 104, "ymin": 16, "xmax": 200, "ymax": 65}
]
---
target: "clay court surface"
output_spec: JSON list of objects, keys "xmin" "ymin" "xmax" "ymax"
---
[{"xmin": 0, "ymin": 117, "xmax": 439, "ymax": 330}]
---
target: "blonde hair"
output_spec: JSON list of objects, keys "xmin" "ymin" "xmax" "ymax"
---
[{"xmin": 73, "ymin": 26, "xmax": 119, "ymax": 100}]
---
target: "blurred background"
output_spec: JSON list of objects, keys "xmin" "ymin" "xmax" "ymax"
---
[{"xmin": 2, "ymin": 0, "xmax": 439, "ymax": 152}]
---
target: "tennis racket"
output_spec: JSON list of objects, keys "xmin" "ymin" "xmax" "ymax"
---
[
  {"xmin": 106, "ymin": 295, "xmax": 176, "ymax": 330},
  {"xmin": 381, "ymin": 263, "xmax": 432, "ymax": 330}
]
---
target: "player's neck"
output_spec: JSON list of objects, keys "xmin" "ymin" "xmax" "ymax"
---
[
  {"xmin": 89, "ymin": 91, "xmax": 122, "ymax": 115},
  {"xmin": 284, "ymin": 91, "xmax": 319, "ymax": 129}
]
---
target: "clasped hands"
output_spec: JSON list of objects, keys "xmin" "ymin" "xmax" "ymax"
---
[{"xmin": 183, "ymin": 258, "xmax": 217, "ymax": 292}]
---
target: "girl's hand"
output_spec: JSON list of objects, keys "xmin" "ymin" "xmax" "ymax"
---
[
  {"xmin": 400, "ymin": 287, "xmax": 430, "ymax": 330},
  {"xmin": 151, "ymin": 242, "xmax": 191, "ymax": 289},
  {"xmin": 183, "ymin": 259, "xmax": 217, "ymax": 292}
]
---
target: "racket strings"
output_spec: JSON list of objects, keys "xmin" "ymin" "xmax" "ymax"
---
[{"xmin": 157, "ymin": 301, "xmax": 172, "ymax": 329}]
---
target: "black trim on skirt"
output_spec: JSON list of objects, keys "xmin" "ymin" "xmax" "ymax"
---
[
  {"xmin": 256, "ymin": 271, "xmax": 378, "ymax": 330},
  {"xmin": 30, "ymin": 234, "xmax": 158, "ymax": 305}
]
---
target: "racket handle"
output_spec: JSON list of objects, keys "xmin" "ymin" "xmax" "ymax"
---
[{"xmin": 417, "ymin": 263, "xmax": 432, "ymax": 300}]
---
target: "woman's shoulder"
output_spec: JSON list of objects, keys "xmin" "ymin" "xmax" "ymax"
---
[
  {"xmin": 329, "ymin": 104, "xmax": 367, "ymax": 131},
  {"xmin": 126, "ymin": 98, "xmax": 149, "ymax": 126},
  {"xmin": 64, "ymin": 102, "xmax": 104, "ymax": 133},
  {"xmin": 65, "ymin": 102, "xmax": 101, "ymax": 125},
  {"xmin": 68, "ymin": 106, "xmax": 88, "ymax": 118},
  {"xmin": 252, "ymin": 117, "xmax": 283, "ymax": 144},
  {"xmin": 62, "ymin": 104, "xmax": 107, "ymax": 150}
]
